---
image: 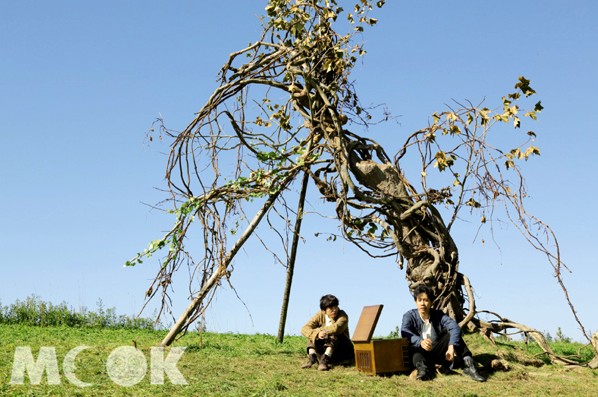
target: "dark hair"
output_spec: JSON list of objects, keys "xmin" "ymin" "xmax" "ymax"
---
[
  {"xmin": 320, "ymin": 294, "xmax": 339, "ymax": 310},
  {"xmin": 412, "ymin": 284, "xmax": 435, "ymax": 302}
]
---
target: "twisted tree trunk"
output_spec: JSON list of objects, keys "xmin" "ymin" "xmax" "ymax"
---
[{"xmin": 348, "ymin": 156, "xmax": 465, "ymax": 320}]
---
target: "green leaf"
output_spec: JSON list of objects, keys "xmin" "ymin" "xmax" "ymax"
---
[
  {"xmin": 508, "ymin": 92, "xmax": 521, "ymax": 100},
  {"xmin": 466, "ymin": 113, "xmax": 473, "ymax": 125},
  {"xmin": 514, "ymin": 76, "xmax": 536, "ymax": 97},
  {"xmin": 265, "ymin": 4, "xmax": 276, "ymax": 17},
  {"xmin": 479, "ymin": 108, "xmax": 491, "ymax": 125},
  {"xmin": 534, "ymin": 101, "xmax": 544, "ymax": 112},
  {"xmin": 494, "ymin": 113, "xmax": 509, "ymax": 123},
  {"xmin": 434, "ymin": 151, "xmax": 454, "ymax": 171},
  {"xmin": 465, "ymin": 198, "xmax": 481, "ymax": 208}
]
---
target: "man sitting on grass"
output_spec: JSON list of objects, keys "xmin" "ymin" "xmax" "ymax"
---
[
  {"xmin": 300, "ymin": 294, "xmax": 354, "ymax": 371},
  {"xmin": 401, "ymin": 284, "xmax": 486, "ymax": 382}
]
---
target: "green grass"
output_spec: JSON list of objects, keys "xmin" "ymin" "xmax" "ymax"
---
[{"xmin": 0, "ymin": 324, "xmax": 597, "ymax": 396}]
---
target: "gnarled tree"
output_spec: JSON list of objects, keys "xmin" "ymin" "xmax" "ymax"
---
[{"xmin": 127, "ymin": 0, "xmax": 596, "ymax": 364}]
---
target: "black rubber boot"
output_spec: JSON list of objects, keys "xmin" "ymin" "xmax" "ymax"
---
[
  {"xmin": 415, "ymin": 361, "xmax": 429, "ymax": 380},
  {"xmin": 463, "ymin": 356, "xmax": 486, "ymax": 382}
]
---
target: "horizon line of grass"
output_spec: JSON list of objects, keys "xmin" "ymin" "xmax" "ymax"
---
[{"xmin": 1, "ymin": 295, "xmax": 592, "ymax": 364}]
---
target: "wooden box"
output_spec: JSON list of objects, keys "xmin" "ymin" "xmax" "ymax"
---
[{"xmin": 352, "ymin": 304, "xmax": 410, "ymax": 375}]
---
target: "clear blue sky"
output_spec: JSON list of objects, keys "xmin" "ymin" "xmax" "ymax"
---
[{"xmin": 1, "ymin": 1, "xmax": 596, "ymax": 342}]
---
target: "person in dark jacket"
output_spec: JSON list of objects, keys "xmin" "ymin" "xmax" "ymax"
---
[
  {"xmin": 300, "ymin": 294, "xmax": 354, "ymax": 371},
  {"xmin": 401, "ymin": 285, "xmax": 485, "ymax": 381}
]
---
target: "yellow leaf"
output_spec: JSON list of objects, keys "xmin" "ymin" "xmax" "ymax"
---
[
  {"xmin": 446, "ymin": 112, "xmax": 458, "ymax": 122},
  {"xmin": 513, "ymin": 116, "xmax": 520, "ymax": 128}
]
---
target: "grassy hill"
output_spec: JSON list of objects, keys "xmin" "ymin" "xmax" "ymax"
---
[{"xmin": 1, "ymin": 324, "xmax": 596, "ymax": 397}]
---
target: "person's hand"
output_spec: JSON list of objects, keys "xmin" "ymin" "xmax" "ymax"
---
[
  {"xmin": 445, "ymin": 345, "xmax": 455, "ymax": 362},
  {"xmin": 318, "ymin": 329, "xmax": 328, "ymax": 339},
  {"xmin": 421, "ymin": 338, "xmax": 432, "ymax": 351}
]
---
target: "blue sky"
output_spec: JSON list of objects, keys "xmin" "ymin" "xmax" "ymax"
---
[{"xmin": 1, "ymin": 1, "xmax": 596, "ymax": 342}]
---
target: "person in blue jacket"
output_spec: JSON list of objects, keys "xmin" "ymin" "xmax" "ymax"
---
[{"xmin": 401, "ymin": 284, "xmax": 485, "ymax": 381}]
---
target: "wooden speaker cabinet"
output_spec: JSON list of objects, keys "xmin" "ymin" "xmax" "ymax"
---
[{"xmin": 352, "ymin": 304, "xmax": 410, "ymax": 375}]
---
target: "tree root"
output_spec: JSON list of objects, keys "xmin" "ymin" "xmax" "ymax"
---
[{"xmin": 459, "ymin": 273, "xmax": 595, "ymax": 367}]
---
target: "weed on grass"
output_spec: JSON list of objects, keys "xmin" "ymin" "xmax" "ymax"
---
[{"xmin": 0, "ymin": 295, "xmax": 157, "ymax": 330}]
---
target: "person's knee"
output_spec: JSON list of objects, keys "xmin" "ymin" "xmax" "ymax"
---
[{"xmin": 323, "ymin": 335, "xmax": 337, "ymax": 348}]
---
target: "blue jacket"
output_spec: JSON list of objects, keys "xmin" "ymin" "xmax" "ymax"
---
[{"xmin": 401, "ymin": 308, "xmax": 462, "ymax": 349}]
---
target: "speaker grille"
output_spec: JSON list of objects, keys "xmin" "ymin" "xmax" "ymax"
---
[{"xmin": 356, "ymin": 350, "xmax": 372, "ymax": 372}]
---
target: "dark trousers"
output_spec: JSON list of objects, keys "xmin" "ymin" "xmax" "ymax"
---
[
  {"xmin": 411, "ymin": 331, "xmax": 472, "ymax": 370},
  {"xmin": 307, "ymin": 334, "xmax": 355, "ymax": 363}
]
